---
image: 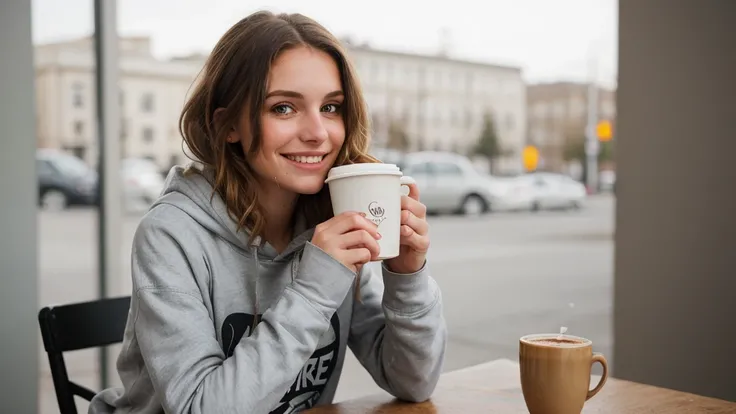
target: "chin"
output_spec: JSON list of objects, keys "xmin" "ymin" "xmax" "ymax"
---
[{"xmin": 288, "ymin": 180, "xmax": 327, "ymax": 196}]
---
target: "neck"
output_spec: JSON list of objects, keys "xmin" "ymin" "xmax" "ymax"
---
[{"xmin": 257, "ymin": 181, "xmax": 299, "ymax": 252}]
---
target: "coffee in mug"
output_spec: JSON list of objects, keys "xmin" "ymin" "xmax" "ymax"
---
[
  {"xmin": 324, "ymin": 163, "xmax": 415, "ymax": 260},
  {"xmin": 519, "ymin": 333, "xmax": 608, "ymax": 414}
]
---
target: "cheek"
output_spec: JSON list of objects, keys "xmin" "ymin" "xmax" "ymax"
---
[
  {"xmin": 260, "ymin": 118, "xmax": 298, "ymax": 158},
  {"xmin": 327, "ymin": 120, "xmax": 346, "ymax": 146}
]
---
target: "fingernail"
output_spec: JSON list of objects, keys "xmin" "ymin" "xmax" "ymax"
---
[
  {"xmin": 359, "ymin": 212, "xmax": 366, "ymax": 217},
  {"xmin": 376, "ymin": 232, "xmax": 382, "ymax": 239}
]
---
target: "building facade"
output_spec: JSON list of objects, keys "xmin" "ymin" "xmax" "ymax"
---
[
  {"xmin": 526, "ymin": 82, "xmax": 616, "ymax": 172},
  {"xmin": 34, "ymin": 37, "xmax": 527, "ymax": 173},
  {"xmin": 34, "ymin": 36, "xmax": 201, "ymax": 169},
  {"xmin": 347, "ymin": 43, "xmax": 527, "ymax": 173}
]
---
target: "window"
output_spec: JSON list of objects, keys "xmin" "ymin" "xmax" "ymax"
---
[
  {"xmin": 465, "ymin": 73, "xmax": 474, "ymax": 92},
  {"xmin": 405, "ymin": 162, "xmax": 432, "ymax": 175},
  {"xmin": 50, "ymin": 153, "xmax": 91, "ymax": 177},
  {"xmin": 506, "ymin": 114, "xmax": 515, "ymax": 132},
  {"xmin": 142, "ymin": 127, "xmax": 154, "ymax": 143},
  {"xmin": 433, "ymin": 162, "xmax": 462, "ymax": 176},
  {"xmin": 72, "ymin": 82, "xmax": 84, "ymax": 108},
  {"xmin": 36, "ymin": 159, "xmax": 55, "ymax": 177},
  {"xmin": 141, "ymin": 93, "xmax": 155, "ymax": 113},
  {"xmin": 120, "ymin": 118, "xmax": 129, "ymax": 139},
  {"xmin": 73, "ymin": 121, "xmax": 84, "ymax": 136}
]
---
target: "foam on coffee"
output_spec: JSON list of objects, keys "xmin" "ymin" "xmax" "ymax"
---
[
  {"xmin": 529, "ymin": 337, "xmax": 586, "ymax": 347},
  {"xmin": 521, "ymin": 332, "xmax": 591, "ymax": 348}
]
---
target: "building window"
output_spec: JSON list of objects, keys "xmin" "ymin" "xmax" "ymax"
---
[
  {"xmin": 72, "ymin": 82, "xmax": 84, "ymax": 108},
  {"xmin": 533, "ymin": 103, "xmax": 547, "ymax": 119},
  {"xmin": 465, "ymin": 73, "xmax": 474, "ymax": 93},
  {"xmin": 506, "ymin": 114, "xmax": 515, "ymax": 132},
  {"xmin": 465, "ymin": 110, "xmax": 473, "ymax": 128},
  {"xmin": 371, "ymin": 62, "xmax": 380, "ymax": 83},
  {"xmin": 120, "ymin": 118, "xmax": 129, "ymax": 139},
  {"xmin": 601, "ymin": 100, "xmax": 616, "ymax": 118},
  {"xmin": 73, "ymin": 121, "xmax": 84, "ymax": 136},
  {"xmin": 141, "ymin": 93, "xmax": 155, "ymax": 113},
  {"xmin": 142, "ymin": 127, "xmax": 154, "ymax": 143}
]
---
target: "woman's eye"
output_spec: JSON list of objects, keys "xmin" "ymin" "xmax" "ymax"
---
[
  {"xmin": 321, "ymin": 104, "xmax": 340, "ymax": 113},
  {"xmin": 273, "ymin": 104, "xmax": 294, "ymax": 115}
]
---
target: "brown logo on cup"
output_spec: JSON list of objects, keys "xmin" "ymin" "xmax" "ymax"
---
[{"xmin": 367, "ymin": 201, "xmax": 386, "ymax": 226}]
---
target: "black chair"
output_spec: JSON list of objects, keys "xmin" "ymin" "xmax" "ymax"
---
[{"xmin": 38, "ymin": 296, "xmax": 131, "ymax": 414}]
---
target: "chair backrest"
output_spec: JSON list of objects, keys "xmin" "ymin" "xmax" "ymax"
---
[{"xmin": 38, "ymin": 296, "xmax": 131, "ymax": 414}]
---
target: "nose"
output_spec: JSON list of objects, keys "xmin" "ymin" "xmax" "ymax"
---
[{"xmin": 298, "ymin": 110, "xmax": 329, "ymax": 144}]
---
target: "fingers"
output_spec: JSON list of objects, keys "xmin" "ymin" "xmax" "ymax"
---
[
  {"xmin": 399, "ymin": 224, "xmax": 430, "ymax": 253},
  {"xmin": 400, "ymin": 209, "xmax": 429, "ymax": 236},
  {"xmin": 401, "ymin": 194, "xmax": 427, "ymax": 219},
  {"xmin": 339, "ymin": 247, "xmax": 372, "ymax": 271},
  {"xmin": 339, "ymin": 230, "xmax": 381, "ymax": 260},
  {"xmin": 405, "ymin": 183, "xmax": 421, "ymax": 202},
  {"xmin": 318, "ymin": 211, "xmax": 379, "ymax": 238}
]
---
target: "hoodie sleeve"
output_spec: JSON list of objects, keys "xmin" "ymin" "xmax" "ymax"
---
[
  {"xmin": 347, "ymin": 261, "xmax": 447, "ymax": 402},
  {"xmin": 128, "ymin": 210, "xmax": 356, "ymax": 414}
]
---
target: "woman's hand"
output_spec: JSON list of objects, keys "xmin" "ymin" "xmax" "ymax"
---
[
  {"xmin": 311, "ymin": 211, "xmax": 381, "ymax": 273},
  {"xmin": 384, "ymin": 183, "xmax": 430, "ymax": 274}
]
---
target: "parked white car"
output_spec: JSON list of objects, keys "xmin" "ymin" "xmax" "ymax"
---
[
  {"xmin": 121, "ymin": 157, "xmax": 165, "ymax": 212},
  {"xmin": 516, "ymin": 172, "xmax": 587, "ymax": 211},
  {"xmin": 391, "ymin": 151, "xmax": 534, "ymax": 215}
]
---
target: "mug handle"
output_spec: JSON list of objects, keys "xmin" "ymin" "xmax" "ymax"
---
[
  {"xmin": 400, "ymin": 176, "xmax": 416, "ymax": 196},
  {"xmin": 586, "ymin": 352, "xmax": 609, "ymax": 400}
]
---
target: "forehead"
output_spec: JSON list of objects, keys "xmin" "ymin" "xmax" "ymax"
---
[{"xmin": 267, "ymin": 46, "xmax": 342, "ymax": 93}]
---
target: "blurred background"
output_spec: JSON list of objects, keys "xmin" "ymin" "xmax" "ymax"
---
[{"xmin": 2, "ymin": 0, "xmax": 735, "ymax": 413}]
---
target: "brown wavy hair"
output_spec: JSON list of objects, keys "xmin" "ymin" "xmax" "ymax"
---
[{"xmin": 179, "ymin": 11, "xmax": 378, "ymax": 242}]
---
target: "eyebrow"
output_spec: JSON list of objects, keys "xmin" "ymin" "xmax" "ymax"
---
[{"xmin": 265, "ymin": 90, "xmax": 344, "ymax": 100}]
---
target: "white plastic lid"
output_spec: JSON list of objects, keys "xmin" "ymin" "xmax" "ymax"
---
[{"xmin": 324, "ymin": 163, "xmax": 402, "ymax": 183}]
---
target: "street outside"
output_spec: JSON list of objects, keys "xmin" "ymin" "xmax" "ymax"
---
[{"xmin": 37, "ymin": 195, "xmax": 615, "ymax": 413}]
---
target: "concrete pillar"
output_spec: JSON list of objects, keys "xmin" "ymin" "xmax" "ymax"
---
[
  {"xmin": 614, "ymin": 0, "xmax": 736, "ymax": 402},
  {"xmin": 0, "ymin": 0, "xmax": 39, "ymax": 411}
]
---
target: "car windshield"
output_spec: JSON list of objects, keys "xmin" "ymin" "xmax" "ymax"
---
[{"xmin": 52, "ymin": 154, "xmax": 92, "ymax": 177}]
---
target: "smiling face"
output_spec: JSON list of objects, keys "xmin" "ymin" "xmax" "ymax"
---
[{"xmin": 228, "ymin": 46, "xmax": 346, "ymax": 197}]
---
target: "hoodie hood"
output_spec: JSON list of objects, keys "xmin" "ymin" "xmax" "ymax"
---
[{"xmin": 153, "ymin": 163, "xmax": 315, "ymax": 261}]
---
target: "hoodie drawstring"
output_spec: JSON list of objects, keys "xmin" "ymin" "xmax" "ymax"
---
[{"xmin": 251, "ymin": 236, "xmax": 261, "ymax": 333}]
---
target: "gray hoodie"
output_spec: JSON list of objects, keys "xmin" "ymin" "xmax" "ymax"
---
[{"xmin": 88, "ymin": 164, "xmax": 447, "ymax": 414}]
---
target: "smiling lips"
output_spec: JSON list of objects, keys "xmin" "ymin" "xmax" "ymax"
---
[
  {"xmin": 284, "ymin": 154, "xmax": 325, "ymax": 164},
  {"xmin": 281, "ymin": 153, "xmax": 329, "ymax": 170}
]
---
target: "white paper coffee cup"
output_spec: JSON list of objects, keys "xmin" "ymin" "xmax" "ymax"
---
[{"xmin": 324, "ymin": 163, "xmax": 415, "ymax": 260}]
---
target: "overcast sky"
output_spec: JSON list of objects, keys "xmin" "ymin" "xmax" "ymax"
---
[{"xmin": 31, "ymin": 0, "xmax": 618, "ymax": 87}]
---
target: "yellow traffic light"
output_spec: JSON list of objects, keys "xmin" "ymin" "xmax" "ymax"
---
[
  {"xmin": 522, "ymin": 145, "xmax": 539, "ymax": 171},
  {"xmin": 597, "ymin": 120, "xmax": 613, "ymax": 142}
]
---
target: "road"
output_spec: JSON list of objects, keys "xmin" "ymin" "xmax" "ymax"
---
[{"xmin": 37, "ymin": 195, "xmax": 615, "ymax": 412}]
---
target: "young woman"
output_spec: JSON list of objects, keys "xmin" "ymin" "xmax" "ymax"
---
[{"xmin": 89, "ymin": 10, "xmax": 446, "ymax": 414}]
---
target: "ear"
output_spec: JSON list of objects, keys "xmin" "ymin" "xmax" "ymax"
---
[{"xmin": 213, "ymin": 107, "xmax": 240, "ymax": 143}]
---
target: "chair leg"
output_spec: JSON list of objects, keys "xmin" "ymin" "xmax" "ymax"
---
[{"xmin": 47, "ymin": 352, "xmax": 79, "ymax": 414}]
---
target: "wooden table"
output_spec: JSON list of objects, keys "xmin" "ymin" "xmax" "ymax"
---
[{"xmin": 307, "ymin": 359, "xmax": 736, "ymax": 413}]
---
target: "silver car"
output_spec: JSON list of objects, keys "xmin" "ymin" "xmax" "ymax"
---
[{"xmin": 386, "ymin": 151, "xmax": 533, "ymax": 215}]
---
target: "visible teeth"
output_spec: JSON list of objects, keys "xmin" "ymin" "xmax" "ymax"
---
[{"xmin": 286, "ymin": 155, "xmax": 323, "ymax": 164}]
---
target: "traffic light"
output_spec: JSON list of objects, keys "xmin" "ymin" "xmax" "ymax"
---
[
  {"xmin": 597, "ymin": 120, "xmax": 613, "ymax": 142},
  {"xmin": 522, "ymin": 145, "xmax": 539, "ymax": 171}
]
